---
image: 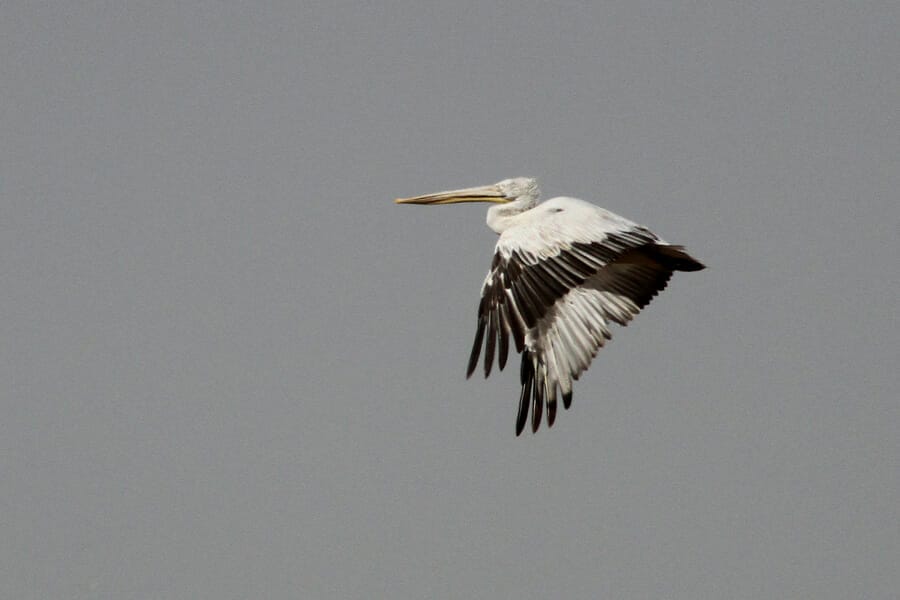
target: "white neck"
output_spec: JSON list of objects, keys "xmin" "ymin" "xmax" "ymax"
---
[{"xmin": 486, "ymin": 197, "xmax": 538, "ymax": 233}]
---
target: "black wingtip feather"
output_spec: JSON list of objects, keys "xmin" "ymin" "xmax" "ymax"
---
[
  {"xmin": 516, "ymin": 379, "xmax": 531, "ymax": 437},
  {"xmin": 655, "ymin": 245, "xmax": 706, "ymax": 272},
  {"xmin": 531, "ymin": 372, "xmax": 543, "ymax": 434},
  {"xmin": 497, "ymin": 305, "xmax": 509, "ymax": 372},
  {"xmin": 483, "ymin": 311, "xmax": 496, "ymax": 378},
  {"xmin": 562, "ymin": 391, "xmax": 573, "ymax": 410},
  {"xmin": 516, "ymin": 352, "xmax": 534, "ymax": 436},
  {"xmin": 547, "ymin": 393, "xmax": 557, "ymax": 428},
  {"xmin": 466, "ymin": 317, "xmax": 485, "ymax": 379}
]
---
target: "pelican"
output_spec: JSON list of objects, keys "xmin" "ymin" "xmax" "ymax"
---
[{"xmin": 396, "ymin": 177, "xmax": 705, "ymax": 436}]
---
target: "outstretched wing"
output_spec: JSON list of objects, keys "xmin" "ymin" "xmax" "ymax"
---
[{"xmin": 467, "ymin": 202, "xmax": 704, "ymax": 435}]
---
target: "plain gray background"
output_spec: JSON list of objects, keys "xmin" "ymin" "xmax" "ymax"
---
[{"xmin": 2, "ymin": 2, "xmax": 898, "ymax": 598}]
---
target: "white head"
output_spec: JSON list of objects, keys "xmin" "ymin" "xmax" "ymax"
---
[{"xmin": 493, "ymin": 177, "xmax": 541, "ymax": 205}]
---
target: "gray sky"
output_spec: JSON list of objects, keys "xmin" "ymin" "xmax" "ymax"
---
[{"xmin": 2, "ymin": 2, "xmax": 898, "ymax": 598}]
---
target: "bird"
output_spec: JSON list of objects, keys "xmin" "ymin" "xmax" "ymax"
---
[{"xmin": 395, "ymin": 177, "xmax": 705, "ymax": 436}]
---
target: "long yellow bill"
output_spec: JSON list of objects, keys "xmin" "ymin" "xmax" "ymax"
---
[{"xmin": 395, "ymin": 183, "xmax": 508, "ymax": 205}]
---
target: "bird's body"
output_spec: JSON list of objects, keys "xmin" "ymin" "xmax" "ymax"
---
[{"xmin": 396, "ymin": 178, "xmax": 704, "ymax": 435}]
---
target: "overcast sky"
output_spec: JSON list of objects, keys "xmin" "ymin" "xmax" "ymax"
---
[{"xmin": 2, "ymin": 2, "xmax": 898, "ymax": 598}]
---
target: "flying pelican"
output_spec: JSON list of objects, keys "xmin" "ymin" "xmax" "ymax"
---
[{"xmin": 395, "ymin": 177, "xmax": 705, "ymax": 436}]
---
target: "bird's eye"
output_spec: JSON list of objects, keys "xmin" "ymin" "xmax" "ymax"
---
[{"xmin": 551, "ymin": 208, "xmax": 564, "ymax": 213}]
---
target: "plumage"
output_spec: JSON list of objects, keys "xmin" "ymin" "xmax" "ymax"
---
[{"xmin": 396, "ymin": 177, "xmax": 705, "ymax": 436}]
